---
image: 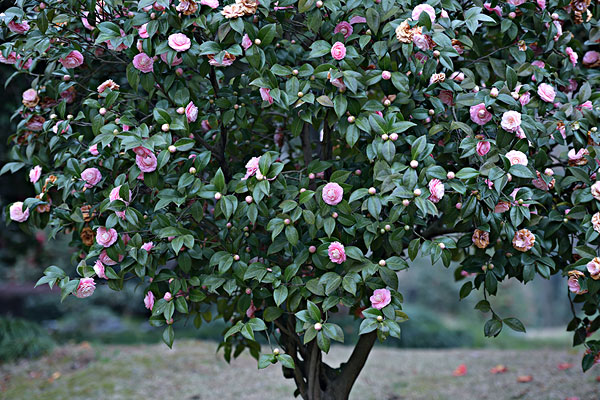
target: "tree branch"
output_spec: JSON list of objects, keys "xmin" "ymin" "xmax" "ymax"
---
[
  {"xmin": 336, "ymin": 331, "xmax": 377, "ymax": 398},
  {"xmin": 307, "ymin": 341, "xmax": 322, "ymax": 400}
]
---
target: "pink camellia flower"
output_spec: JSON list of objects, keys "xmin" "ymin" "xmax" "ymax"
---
[
  {"xmin": 349, "ymin": 16, "xmax": 367, "ymax": 24},
  {"xmin": 583, "ymin": 51, "xmax": 600, "ymax": 66},
  {"xmin": 501, "ymin": 111, "xmax": 522, "ymax": 132},
  {"xmin": 141, "ymin": 242, "xmax": 154, "ymax": 252},
  {"xmin": 168, "ymin": 33, "xmax": 191, "ymax": 52},
  {"xmin": 8, "ymin": 20, "xmax": 30, "ymax": 34},
  {"xmin": 483, "ymin": 3, "xmax": 501, "ymax": 17},
  {"xmin": 96, "ymin": 227, "xmax": 118, "ymax": 247},
  {"xmin": 334, "ymin": 21, "xmax": 353, "ymax": 39},
  {"xmin": 586, "ymin": 257, "xmax": 600, "ymax": 279},
  {"xmin": 507, "ymin": 0, "xmax": 526, "ymax": 5},
  {"xmin": 412, "ymin": 33, "xmax": 432, "ymax": 51},
  {"xmin": 428, "ymin": 179, "xmax": 444, "ymax": 203},
  {"xmin": 246, "ymin": 300, "xmax": 257, "ymax": 318},
  {"xmin": 144, "ymin": 291, "xmax": 155, "ymax": 310},
  {"xmin": 241, "ymin": 34, "xmax": 252, "ymax": 50},
  {"xmin": 59, "ymin": 50, "xmax": 84, "ymax": 69},
  {"xmin": 135, "ymin": 147, "xmax": 158, "ymax": 172},
  {"xmin": 505, "ymin": 150, "xmax": 528, "ymax": 166},
  {"xmin": 568, "ymin": 273, "xmax": 586, "ymax": 295},
  {"xmin": 133, "ymin": 53, "xmax": 154, "ymax": 73},
  {"xmin": 81, "ymin": 11, "xmax": 95, "ymax": 30},
  {"xmin": 476, "ymin": 141, "xmax": 491, "ymax": 156},
  {"xmin": 89, "ymin": 144, "xmax": 99, "ymax": 155},
  {"xmin": 22, "ymin": 88, "xmax": 39, "ymax": 108},
  {"xmin": 328, "ymin": 241, "xmax": 346, "ymax": 264},
  {"xmin": 81, "ymin": 167, "xmax": 102, "ymax": 188},
  {"xmin": 99, "ymin": 249, "xmax": 123, "ymax": 266},
  {"xmin": 438, "ymin": 90, "xmax": 454, "ymax": 106},
  {"xmin": 494, "ymin": 201, "xmax": 511, "ymax": 213},
  {"xmin": 94, "ymin": 260, "xmax": 108, "ymax": 279},
  {"xmin": 449, "ymin": 71, "xmax": 464, "ymax": 81},
  {"xmin": 164, "ymin": 292, "xmax": 173, "ymax": 301},
  {"xmin": 578, "ymin": 100, "xmax": 593, "ymax": 111},
  {"xmin": 590, "ymin": 181, "xmax": 600, "ymax": 201},
  {"xmin": 160, "ymin": 52, "xmax": 183, "ymax": 66},
  {"xmin": 551, "ymin": 20, "xmax": 562, "ymax": 41},
  {"xmin": 469, "ymin": 103, "xmax": 492, "ymax": 125},
  {"xmin": 259, "ymin": 87, "xmax": 273, "ymax": 105},
  {"xmin": 331, "ymin": 42, "xmax": 346, "ymax": 61},
  {"xmin": 568, "ymin": 148, "xmax": 589, "ymax": 166},
  {"xmin": 512, "ymin": 228, "xmax": 535, "ymax": 252},
  {"xmin": 566, "ymin": 47, "xmax": 578, "ymax": 66},
  {"xmin": 412, "ymin": 4, "xmax": 436, "ymax": 23},
  {"xmin": 75, "ymin": 277, "xmax": 96, "ymax": 298},
  {"xmin": 185, "ymin": 101, "xmax": 198, "ymax": 123},
  {"xmin": 200, "ymin": 0, "xmax": 220, "ymax": 8},
  {"xmin": 536, "ymin": 0, "xmax": 546, "ymax": 8},
  {"xmin": 519, "ymin": 92, "xmax": 531, "ymax": 106},
  {"xmin": 29, "ymin": 165, "xmax": 42, "ymax": 183},
  {"xmin": 537, "ymin": 83, "xmax": 556, "ymax": 103},
  {"xmin": 138, "ymin": 23, "xmax": 149, "ymax": 38},
  {"xmin": 322, "ymin": 182, "xmax": 344, "ymax": 205},
  {"xmin": 370, "ymin": 288, "xmax": 391, "ymax": 310},
  {"xmin": 97, "ymin": 79, "xmax": 119, "ymax": 93},
  {"xmin": 110, "ymin": 185, "xmax": 132, "ymax": 205},
  {"xmin": 381, "ymin": 71, "xmax": 392, "ymax": 80},
  {"xmin": 9, "ymin": 202, "xmax": 29, "ymax": 222},
  {"xmin": 242, "ymin": 156, "xmax": 261, "ymax": 180}
]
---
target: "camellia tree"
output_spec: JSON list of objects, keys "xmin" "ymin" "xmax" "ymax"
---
[{"xmin": 2, "ymin": 0, "xmax": 600, "ymax": 397}]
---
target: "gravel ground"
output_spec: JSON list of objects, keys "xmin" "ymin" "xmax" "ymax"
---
[{"xmin": 1, "ymin": 341, "xmax": 598, "ymax": 400}]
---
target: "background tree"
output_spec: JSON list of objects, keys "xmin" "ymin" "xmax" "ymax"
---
[{"xmin": 2, "ymin": 0, "xmax": 600, "ymax": 399}]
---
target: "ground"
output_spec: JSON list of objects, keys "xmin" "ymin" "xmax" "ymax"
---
[{"xmin": 1, "ymin": 341, "xmax": 598, "ymax": 400}]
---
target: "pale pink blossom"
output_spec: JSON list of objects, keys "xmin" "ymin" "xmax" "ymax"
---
[
  {"xmin": 577, "ymin": 101, "xmax": 593, "ymax": 111},
  {"xmin": 97, "ymin": 79, "xmax": 119, "ymax": 93},
  {"xmin": 495, "ymin": 201, "xmax": 511, "ymax": 213},
  {"xmin": 144, "ymin": 291, "xmax": 155, "ymax": 310},
  {"xmin": 349, "ymin": 16, "xmax": 367, "ymax": 24},
  {"xmin": 586, "ymin": 257, "xmax": 600, "ymax": 279},
  {"xmin": 370, "ymin": 288, "xmax": 391, "ymax": 310},
  {"xmin": 200, "ymin": 0, "xmax": 220, "ymax": 8},
  {"xmin": 334, "ymin": 22, "xmax": 353, "ymax": 39},
  {"xmin": 328, "ymin": 241, "xmax": 346, "ymax": 264},
  {"xmin": 590, "ymin": 181, "xmax": 600, "ymax": 201},
  {"xmin": 501, "ymin": 111, "xmax": 522, "ymax": 133},
  {"xmin": 59, "ymin": 50, "xmax": 84, "ymax": 69},
  {"xmin": 185, "ymin": 101, "xmax": 198, "ymax": 123},
  {"xmin": 133, "ymin": 53, "xmax": 154, "ymax": 73},
  {"xmin": 160, "ymin": 52, "xmax": 183, "ymax": 66},
  {"xmin": 110, "ymin": 185, "xmax": 131, "ymax": 204},
  {"xmin": 9, "ymin": 202, "xmax": 29, "ymax": 222},
  {"xmin": 469, "ymin": 103, "xmax": 492, "ymax": 125},
  {"xmin": 476, "ymin": 141, "xmax": 491, "ymax": 156},
  {"xmin": 519, "ymin": 92, "xmax": 531, "ymax": 106},
  {"xmin": 29, "ymin": 165, "xmax": 42, "ymax": 183},
  {"xmin": 81, "ymin": 168, "xmax": 102, "ymax": 188},
  {"xmin": 507, "ymin": 0, "xmax": 526, "ymax": 5},
  {"xmin": 583, "ymin": 51, "xmax": 600, "ymax": 66},
  {"xmin": 242, "ymin": 156, "xmax": 261, "ymax": 180},
  {"xmin": 483, "ymin": 3, "xmax": 501, "ymax": 17},
  {"xmin": 449, "ymin": 71, "xmax": 464, "ymax": 81},
  {"xmin": 81, "ymin": 11, "xmax": 95, "ymax": 30},
  {"xmin": 0, "ymin": 51, "xmax": 18, "ymax": 64},
  {"xmin": 89, "ymin": 144, "xmax": 99, "ymax": 155},
  {"xmin": 412, "ymin": 33, "xmax": 431, "ymax": 51},
  {"xmin": 568, "ymin": 148, "xmax": 589, "ymax": 165},
  {"xmin": 142, "ymin": 242, "xmax": 154, "ymax": 252},
  {"xmin": 536, "ymin": 0, "xmax": 546, "ymax": 8},
  {"xmin": 96, "ymin": 227, "xmax": 118, "ymax": 247},
  {"xmin": 537, "ymin": 83, "xmax": 556, "ymax": 103},
  {"xmin": 138, "ymin": 23, "xmax": 149, "ymax": 38},
  {"xmin": 322, "ymin": 182, "xmax": 344, "ymax": 205},
  {"xmin": 412, "ymin": 4, "xmax": 436, "ymax": 23},
  {"xmin": 99, "ymin": 249, "xmax": 122, "ymax": 266},
  {"xmin": 8, "ymin": 20, "xmax": 30, "ymax": 34},
  {"xmin": 168, "ymin": 33, "xmax": 192, "ymax": 52},
  {"xmin": 164, "ymin": 292, "xmax": 173, "ymax": 301},
  {"xmin": 331, "ymin": 42, "xmax": 346, "ymax": 60},
  {"xmin": 75, "ymin": 277, "xmax": 96, "ymax": 298},
  {"xmin": 428, "ymin": 179, "xmax": 444, "ymax": 203},
  {"xmin": 566, "ymin": 47, "xmax": 578, "ymax": 66},
  {"xmin": 135, "ymin": 148, "xmax": 158, "ymax": 172},
  {"xmin": 505, "ymin": 150, "xmax": 528, "ymax": 166},
  {"xmin": 94, "ymin": 260, "xmax": 108, "ymax": 279},
  {"xmin": 259, "ymin": 87, "xmax": 273, "ymax": 105},
  {"xmin": 242, "ymin": 34, "xmax": 252, "ymax": 50}
]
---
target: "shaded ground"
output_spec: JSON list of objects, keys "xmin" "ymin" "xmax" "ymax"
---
[{"xmin": 1, "ymin": 340, "xmax": 598, "ymax": 400}]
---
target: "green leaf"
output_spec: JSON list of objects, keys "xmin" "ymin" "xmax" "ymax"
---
[
  {"xmin": 277, "ymin": 354, "xmax": 295, "ymax": 369},
  {"xmin": 307, "ymin": 300, "xmax": 321, "ymax": 321},
  {"xmin": 274, "ymin": 285, "xmax": 288, "ymax": 306},
  {"xmin": 263, "ymin": 306, "xmax": 284, "ymax": 322},
  {"xmin": 163, "ymin": 325, "xmax": 174, "ymax": 348},
  {"xmin": 484, "ymin": 318, "xmax": 503, "ymax": 337},
  {"xmin": 503, "ymin": 317, "xmax": 526, "ymax": 333}
]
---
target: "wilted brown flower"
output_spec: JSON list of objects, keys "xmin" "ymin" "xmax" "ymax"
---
[
  {"xmin": 396, "ymin": 20, "xmax": 417, "ymax": 44},
  {"xmin": 472, "ymin": 229, "xmax": 490, "ymax": 249},
  {"xmin": 81, "ymin": 205, "xmax": 98, "ymax": 222},
  {"xmin": 512, "ymin": 229, "xmax": 535, "ymax": 252},
  {"xmin": 429, "ymin": 73, "xmax": 446, "ymax": 84},
  {"xmin": 35, "ymin": 193, "xmax": 51, "ymax": 213},
  {"xmin": 176, "ymin": 0, "xmax": 198, "ymax": 15},
  {"xmin": 80, "ymin": 227, "xmax": 95, "ymax": 246}
]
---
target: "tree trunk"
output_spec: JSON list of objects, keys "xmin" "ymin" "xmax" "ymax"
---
[{"xmin": 278, "ymin": 317, "xmax": 378, "ymax": 400}]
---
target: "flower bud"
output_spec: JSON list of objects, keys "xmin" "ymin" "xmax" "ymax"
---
[
  {"xmin": 297, "ymin": 91, "xmax": 304, "ymax": 98},
  {"xmin": 385, "ymin": 224, "xmax": 391, "ymax": 231},
  {"xmin": 383, "ymin": 99, "xmax": 391, "ymax": 107},
  {"xmin": 413, "ymin": 188, "xmax": 422, "ymax": 196},
  {"xmin": 347, "ymin": 116, "xmax": 355, "ymax": 123},
  {"xmin": 314, "ymin": 322, "xmax": 322, "ymax": 331},
  {"xmin": 245, "ymin": 196, "xmax": 253, "ymax": 204},
  {"xmin": 309, "ymin": 173, "xmax": 315, "ymax": 179},
  {"xmin": 389, "ymin": 133, "xmax": 398, "ymax": 141},
  {"xmin": 355, "ymin": 169, "xmax": 362, "ymax": 176},
  {"xmin": 246, "ymin": 288, "xmax": 252, "ymax": 294},
  {"xmin": 402, "ymin": 199, "xmax": 410, "ymax": 206},
  {"xmin": 316, "ymin": 0, "xmax": 323, "ymax": 7},
  {"xmin": 378, "ymin": 259, "xmax": 386, "ymax": 266},
  {"xmin": 381, "ymin": 133, "xmax": 389, "ymax": 141},
  {"xmin": 189, "ymin": 167, "xmax": 196, "ymax": 174},
  {"xmin": 456, "ymin": 202, "xmax": 462, "ymax": 209},
  {"xmin": 284, "ymin": 218, "xmax": 291, "ymax": 225},
  {"xmin": 438, "ymin": 243, "xmax": 446, "ymax": 249},
  {"xmin": 233, "ymin": 254, "xmax": 240, "ymax": 261},
  {"xmin": 292, "ymin": 69, "xmax": 299, "ymax": 75},
  {"xmin": 381, "ymin": 71, "xmax": 391, "ymax": 80},
  {"xmin": 509, "ymin": 11, "xmax": 516, "ymax": 19},
  {"xmin": 410, "ymin": 160, "xmax": 418, "ymax": 168},
  {"xmin": 332, "ymin": 212, "xmax": 338, "ymax": 219},
  {"xmin": 368, "ymin": 187, "xmax": 377, "ymax": 195},
  {"xmin": 254, "ymin": 38, "xmax": 261, "ymax": 45},
  {"xmin": 273, "ymin": 348, "xmax": 280, "ymax": 355},
  {"xmin": 162, "ymin": 124, "xmax": 170, "ymax": 132},
  {"xmin": 177, "ymin": 107, "xmax": 185, "ymax": 114},
  {"xmin": 490, "ymin": 87, "xmax": 499, "ymax": 98},
  {"xmin": 300, "ymin": 188, "xmax": 306, "ymax": 193},
  {"xmin": 99, "ymin": 107, "xmax": 107, "ymax": 115},
  {"xmin": 447, "ymin": 171, "xmax": 455, "ymax": 179},
  {"xmin": 168, "ymin": 145, "xmax": 176, "ymax": 153},
  {"xmin": 309, "ymin": 245, "xmax": 317, "ymax": 253},
  {"xmin": 214, "ymin": 192, "xmax": 222, "ymax": 200},
  {"xmin": 376, "ymin": 315, "xmax": 384, "ymax": 322}
]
